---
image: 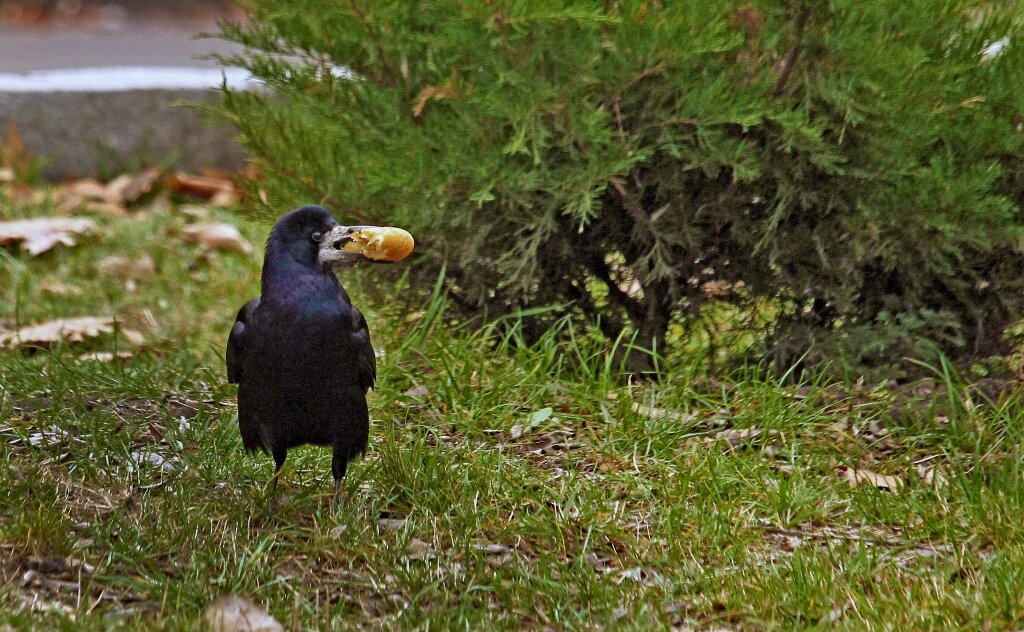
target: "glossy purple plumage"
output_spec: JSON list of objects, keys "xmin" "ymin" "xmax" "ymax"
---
[{"xmin": 226, "ymin": 206, "xmax": 376, "ymax": 504}]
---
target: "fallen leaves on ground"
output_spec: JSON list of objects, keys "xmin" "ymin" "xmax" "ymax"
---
[
  {"xmin": 838, "ymin": 466, "xmax": 903, "ymax": 491},
  {"xmin": 110, "ymin": 167, "xmax": 162, "ymax": 205},
  {"xmin": 405, "ymin": 538, "xmax": 433, "ymax": 561},
  {"xmin": 56, "ymin": 167, "xmax": 243, "ymax": 214},
  {"xmin": 915, "ymin": 462, "xmax": 948, "ymax": 488},
  {"xmin": 96, "ymin": 255, "xmax": 156, "ymax": 280},
  {"xmin": 59, "ymin": 168, "xmax": 161, "ymax": 216},
  {"xmin": 14, "ymin": 425, "xmax": 84, "ymax": 449},
  {"xmin": 177, "ymin": 204, "xmax": 210, "ymax": 220},
  {"xmin": 203, "ymin": 595, "xmax": 283, "ymax": 632},
  {"xmin": 38, "ymin": 279, "xmax": 82, "ymax": 296},
  {"xmin": 63, "ymin": 179, "xmax": 110, "ymax": 201},
  {"xmin": 709, "ymin": 427, "xmax": 780, "ymax": 449},
  {"xmin": 167, "ymin": 171, "xmax": 239, "ymax": 207},
  {"xmin": 757, "ymin": 521, "xmax": 902, "ymax": 547},
  {"xmin": 64, "ymin": 167, "xmax": 161, "ymax": 208},
  {"xmin": 182, "ymin": 223, "xmax": 252, "ymax": 254},
  {"xmin": 127, "ymin": 451, "xmax": 177, "ymax": 474},
  {"xmin": 78, "ymin": 350, "xmax": 134, "ymax": 363},
  {"xmin": 378, "ymin": 518, "xmax": 408, "ymax": 531},
  {"xmin": 0, "ymin": 316, "xmax": 143, "ymax": 350},
  {"xmin": 7, "ymin": 540, "xmax": 146, "ymax": 622},
  {"xmin": 0, "ymin": 217, "xmax": 95, "ymax": 255},
  {"xmin": 474, "ymin": 543, "xmax": 512, "ymax": 555},
  {"xmin": 403, "ymin": 384, "xmax": 430, "ymax": 398},
  {"xmin": 474, "ymin": 542, "xmax": 515, "ymax": 567},
  {"xmin": 630, "ymin": 402, "xmax": 696, "ymax": 423}
]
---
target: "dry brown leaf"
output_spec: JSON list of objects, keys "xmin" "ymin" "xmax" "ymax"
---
[
  {"xmin": 39, "ymin": 279, "xmax": 81, "ymax": 296},
  {"xmin": 178, "ymin": 204, "xmax": 210, "ymax": 220},
  {"xmin": 916, "ymin": 463, "xmax": 947, "ymax": 488},
  {"xmin": 103, "ymin": 174, "xmax": 136, "ymax": 200},
  {"xmin": 412, "ymin": 77, "xmax": 460, "ymax": 117},
  {"xmin": 378, "ymin": 518, "xmax": 407, "ymax": 530},
  {"xmin": 79, "ymin": 350, "xmax": 134, "ymax": 363},
  {"xmin": 405, "ymin": 538, "xmax": 433, "ymax": 560},
  {"xmin": 630, "ymin": 402, "xmax": 695, "ymax": 423},
  {"xmin": 838, "ymin": 466, "xmax": 903, "ymax": 491},
  {"xmin": 1, "ymin": 316, "xmax": 113, "ymax": 349},
  {"xmin": 403, "ymin": 385, "xmax": 430, "ymax": 398},
  {"xmin": 139, "ymin": 193, "xmax": 173, "ymax": 215},
  {"xmin": 712, "ymin": 427, "xmax": 779, "ymax": 448},
  {"xmin": 203, "ymin": 595, "xmax": 283, "ymax": 632},
  {"xmin": 97, "ymin": 255, "xmax": 156, "ymax": 280},
  {"xmin": 182, "ymin": 223, "xmax": 253, "ymax": 254},
  {"xmin": 0, "ymin": 316, "xmax": 142, "ymax": 349},
  {"xmin": 404, "ymin": 310, "xmax": 426, "ymax": 323},
  {"xmin": 65, "ymin": 178, "xmax": 111, "ymax": 201},
  {"xmin": 485, "ymin": 552, "xmax": 514, "ymax": 568},
  {"xmin": 82, "ymin": 201, "xmax": 128, "ymax": 217},
  {"xmin": 583, "ymin": 552, "xmax": 608, "ymax": 571},
  {"xmin": 57, "ymin": 193, "xmax": 83, "ymax": 214},
  {"xmin": 118, "ymin": 328, "xmax": 146, "ymax": 346},
  {"xmin": 62, "ymin": 169, "xmax": 160, "ymax": 210},
  {"xmin": 108, "ymin": 167, "xmax": 161, "ymax": 205},
  {"xmin": 474, "ymin": 543, "xmax": 511, "ymax": 554},
  {"xmin": 167, "ymin": 172, "xmax": 236, "ymax": 198},
  {"xmin": 129, "ymin": 451, "xmax": 178, "ymax": 474},
  {"xmin": 0, "ymin": 217, "xmax": 95, "ymax": 255},
  {"xmin": 210, "ymin": 188, "xmax": 240, "ymax": 208}
]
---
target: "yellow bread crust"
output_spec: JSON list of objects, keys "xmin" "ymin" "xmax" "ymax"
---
[{"xmin": 342, "ymin": 226, "xmax": 415, "ymax": 262}]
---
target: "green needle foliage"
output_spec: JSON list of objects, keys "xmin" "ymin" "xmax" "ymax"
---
[{"xmin": 217, "ymin": 1, "xmax": 1024, "ymax": 374}]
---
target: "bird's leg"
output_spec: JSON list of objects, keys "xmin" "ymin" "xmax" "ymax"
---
[
  {"xmin": 267, "ymin": 448, "xmax": 287, "ymax": 511},
  {"xmin": 268, "ymin": 472, "xmax": 279, "ymax": 501},
  {"xmin": 330, "ymin": 478, "xmax": 342, "ymax": 513},
  {"xmin": 330, "ymin": 449, "xmax": 348, "ymax": 513}
]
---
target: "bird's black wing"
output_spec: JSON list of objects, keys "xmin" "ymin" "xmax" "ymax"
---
[
  {"xmin": 227, "ymin": 298, "xmax": 260, "ymax": 384},
  {"xmin": 350, "ymin": 305, "xmax": 377, "ymax": 392}
]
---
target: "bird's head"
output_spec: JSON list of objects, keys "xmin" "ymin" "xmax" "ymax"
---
[{"xmin": 269, "ymin": 206, "xmax": 415, "ymax": 271}]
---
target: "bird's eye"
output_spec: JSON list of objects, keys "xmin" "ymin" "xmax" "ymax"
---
[{"xmin": 311, "ymin": 231, "xmax": 323, "ymax": 243}]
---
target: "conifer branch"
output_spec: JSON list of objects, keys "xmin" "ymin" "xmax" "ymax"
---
[
  {"xmin": 349, "ymin": 0, "xmax": 396, "ymax": 87},
  {"xmin": 772, "ymin": 5, "xmax": 810, "ymax": 99}
]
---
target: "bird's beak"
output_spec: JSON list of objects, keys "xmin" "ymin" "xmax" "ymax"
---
[{"xmin": 318, "ymin": 225, "xmax": 415, "ymax": 267}]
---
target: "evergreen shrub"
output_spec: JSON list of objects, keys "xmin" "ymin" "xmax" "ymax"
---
[{"xmin": 218, "ymin": 1, "xmax": 1024, "ymax": 374}]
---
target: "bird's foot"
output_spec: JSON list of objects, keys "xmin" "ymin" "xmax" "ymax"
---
[
  {"xmin": 263, "ymin": 473, "xmax": 285, "ymax": 517},
  {"xmin": 329, "ymin": 479, "xmax": 342, "ymax": 513}
]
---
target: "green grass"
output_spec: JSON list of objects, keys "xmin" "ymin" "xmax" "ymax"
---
[{"xmin": 2, "ymin": 187, "xmax": 1024, "ymax": 630}]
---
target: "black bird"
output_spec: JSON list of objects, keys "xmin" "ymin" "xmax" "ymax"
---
[{"xmin": 226, "ymin": 205, "xmax": 413, "ymax": 509}]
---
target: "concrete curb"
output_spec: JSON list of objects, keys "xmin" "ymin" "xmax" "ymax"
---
[
  {"xmin": 1, "ymin": 87, "xmax": 244, "ymax": 179},
  {"xmin": 1, "ymin": 25, "xmax": 250, "ymax": 178}
]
